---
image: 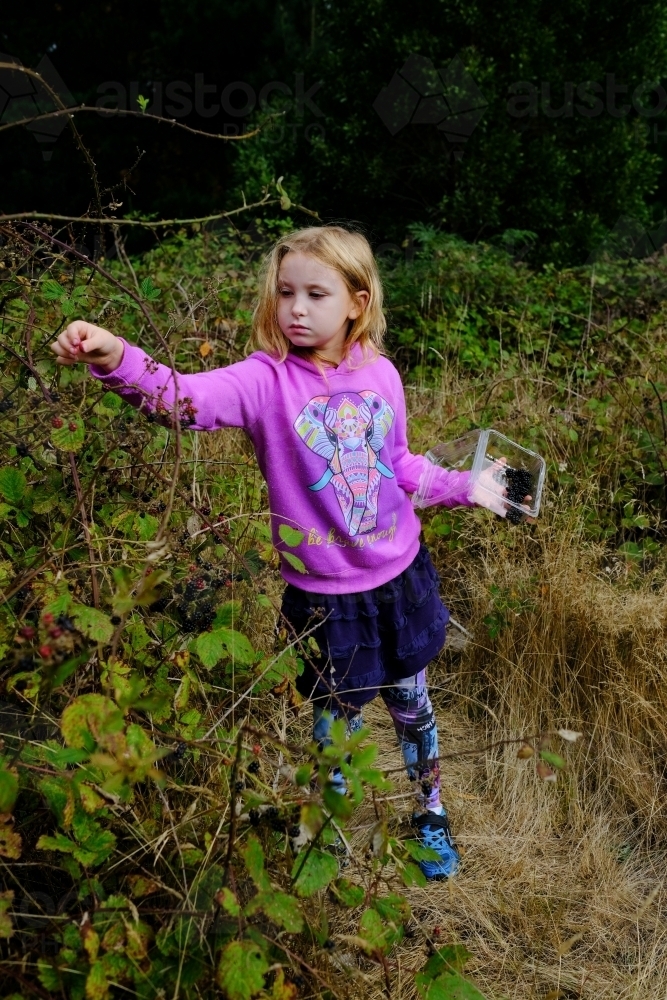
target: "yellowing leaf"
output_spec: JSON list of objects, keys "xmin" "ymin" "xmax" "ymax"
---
[
  {"xmin": 216, "ymin": 940, "xmax": 269, "ymax": 1000},
  {"xmin": 61, "ymin": 694, "xmax": 124, "ymax": 749},
  {"xmin": 0, "ymin": 560, "xmax": 13, "ymax": 588},
  {"xmin": 51, "ymin": 421, "xmax": 85, "ymax": 452},
  {"xmin": 71, "ymin": 605, "xmax": 114, "ymax": 644},
  {"xmin": 216, "ymin": 886, "xmax": 241, "ymax": 916},
  {"xmin": 128, "ymin": 876, "xmax": 160, "ymax": 898},
  {"xmin": 85, "ymin": 958, "xmax": 110, "ymax": 1000},
  {"xmin": 78, "ymin": 785, "xmax": 106, "ymax": 813},
  {"xmin": 199, "ymin": 341, "xmax": 213, "ymax": 358},
  {"xmin": 0, "ymin": 822, "xmax": 21, "ymax": 859},
  {"xmin": 0, "ymin": 890, "xmax": 14, "ymax": 939}
]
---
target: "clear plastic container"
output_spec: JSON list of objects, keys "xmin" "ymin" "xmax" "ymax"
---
[{"xmin": 413, "ymin": 428, "xmax": 546, "ymax": 522}]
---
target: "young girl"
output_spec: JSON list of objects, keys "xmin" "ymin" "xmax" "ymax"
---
[{"xmin": 52, "ymin": 225, "xmax": 516, "ymax": 880}]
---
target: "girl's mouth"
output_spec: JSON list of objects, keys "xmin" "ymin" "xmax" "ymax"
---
[{"xmin": 289, "ymin": 325, "xmax": 310, "ymax": 332}]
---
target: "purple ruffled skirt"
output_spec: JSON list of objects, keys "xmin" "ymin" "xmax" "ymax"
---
[{"xmin": 281, "ymin": 544, "xmax": 449, "ymax": 714}]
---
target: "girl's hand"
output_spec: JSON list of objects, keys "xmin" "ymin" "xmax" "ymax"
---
[{"xmin": 51, "ymin": 321, "xmax": 124, "ymax": 373}]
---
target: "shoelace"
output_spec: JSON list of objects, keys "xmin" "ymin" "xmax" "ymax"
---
[{"xmin": 422, "ymin": 823, "xmax": 455, "ymax": 853}]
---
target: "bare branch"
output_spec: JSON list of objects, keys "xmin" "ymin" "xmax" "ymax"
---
[
  {"xmin": 0, "ymin": 196, "xmax": 320, "ymax": 228},
  {"xmin": 0, "ymin": 96, "xmax": 285, "ymax": 141}
]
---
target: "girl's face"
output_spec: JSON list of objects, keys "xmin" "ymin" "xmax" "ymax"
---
[{"xmin": 277, "ymin": 251, "xmax": 369, "ymax": 365}]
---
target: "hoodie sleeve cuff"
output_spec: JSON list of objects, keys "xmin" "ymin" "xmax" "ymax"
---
[{"xmin": 88, "ymin": 339, "xmax": 150, "ymax": 387}]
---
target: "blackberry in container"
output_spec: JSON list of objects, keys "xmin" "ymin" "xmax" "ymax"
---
[{"xmin": 504, "ymin": 467, "xmax": 535, "ymax": 524}]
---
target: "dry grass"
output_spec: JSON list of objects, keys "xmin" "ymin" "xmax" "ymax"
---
[{"xmin": 289, "ymin": 540, "xmax": 667, "ymax": 999}]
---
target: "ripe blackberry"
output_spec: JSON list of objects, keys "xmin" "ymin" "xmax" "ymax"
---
[
  {"xmin": 16, "ymin": 443, "xmax": 29, "ymax": 457},
  {"xmin": 288, "ymin": 824, "xmax": 300, "ymax": 838},
  {"xmin": 110, "ymin": 615, "xmax": 121, "ymax": 625},
  {"xmin": 504, "ymin": 467, "xmax": 534, "ymax": 525},
  {"xmin": 249, "ymin": 808, "xmax": 261, "ymax": 826},
  {"xmin": 247, "ymin": 759, "xmax": 260, "ymax": 774},
  {"xmin": 56, "ymin": 615, "xmax": 75, "ymax": 631},
  {"xmin": 235, "ymin": 780, "xmax": 245, "ymax": 792},
  {"xmin": 0, "ymin": 399, "xmax": 14, "ymax": 412},
  {"xmin": 172, "ymin": 743, "xmax": 187, "ymax": 760},
  {"xmin": 265, "ymin": 805, "xmax": 284, "ymax": 829}
]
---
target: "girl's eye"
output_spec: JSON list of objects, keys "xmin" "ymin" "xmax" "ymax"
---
[{"xmin": 310, "ymin": 292, "xmax": 324, "ymax": 298}]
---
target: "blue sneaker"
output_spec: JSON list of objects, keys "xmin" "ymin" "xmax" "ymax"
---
[{"xmin": 413, "ymin": 811, "xmax": 459, "ymax": 879}]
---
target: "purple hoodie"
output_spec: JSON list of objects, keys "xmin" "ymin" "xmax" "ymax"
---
[{"xmin": 91, "ymin": 340, "xmax": 474, "ymax": 594}]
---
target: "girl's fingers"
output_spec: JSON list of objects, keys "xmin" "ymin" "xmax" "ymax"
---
[
  {"xmin": 79, "ymin": 330, "xmax": 108, "ymax": 354},
  {"xmin": 51, "ymin": 338, "xmax": 76, "ymax": 358}
]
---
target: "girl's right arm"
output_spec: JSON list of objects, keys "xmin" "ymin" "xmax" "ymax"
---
[{"xmin": 51, "ymin": 321, "xmax": 274, "ymax": 431}]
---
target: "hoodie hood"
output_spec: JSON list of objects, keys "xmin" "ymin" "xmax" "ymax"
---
[{"xmin": 254, "ymin": 342, "xmax": 377, "ymax": 378}]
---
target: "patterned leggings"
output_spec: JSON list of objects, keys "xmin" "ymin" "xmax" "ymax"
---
[{"xmin": 312, "ymin": 669, "xmax": 440, "ymax": 811}]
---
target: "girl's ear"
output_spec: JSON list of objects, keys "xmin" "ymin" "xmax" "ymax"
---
[{"xmin": 348, "ymin": 289, "xmax": 370, "ymax": 319}]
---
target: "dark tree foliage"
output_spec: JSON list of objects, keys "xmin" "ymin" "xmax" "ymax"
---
[{"xmin": 2, "ymin": 0, "xmax": 667, "ymax": 262}]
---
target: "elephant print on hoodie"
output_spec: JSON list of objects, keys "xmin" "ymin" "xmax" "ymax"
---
[{"xmin": 294, "ymin": 391, "xmax": 395, "ymax": 536}]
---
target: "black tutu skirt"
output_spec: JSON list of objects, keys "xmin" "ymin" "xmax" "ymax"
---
[{"xmin": 281, "ymin": 544, "xmax": 449, "ymax": 714}]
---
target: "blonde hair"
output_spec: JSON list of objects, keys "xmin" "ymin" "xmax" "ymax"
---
[{"xmin": 249, "ymin": 225, "xmax": 386, "ymax": 366}]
